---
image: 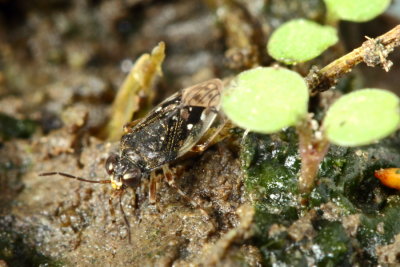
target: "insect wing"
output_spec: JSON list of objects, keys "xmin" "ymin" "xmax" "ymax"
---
[
  {"xmin": 120, "ymin": 79, "xmax": 222, "ymax": 170},
  {"xmin": 127, "ymin": 92, "xmax": 182, "ymax": 134},
  {"xmin": 120, "ymin": 91, "xmax": 183, "ymax": 168},
  {"xmin": 177, "ymin": 79, "xmax": 223, "ymax": 157},
  {"xmin": 126, "ymin": 78, "xmax": 222, "ymax": 135},
  {"xmin": 181, "ymin": 79, "xmax": 222, "ymax": 108}
]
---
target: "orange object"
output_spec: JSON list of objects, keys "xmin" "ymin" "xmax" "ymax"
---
[{"xmin": 374, "ymin": 168, "xmax": 400, "ymax": 190}]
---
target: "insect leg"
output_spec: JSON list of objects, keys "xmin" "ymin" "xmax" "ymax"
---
[
  {"xmin": 119, "ymin": 192, "xmax": 132, "ymax": 244},
  {"xmin": 149, "ymin": 171, "xmax": 159, "ymax": 204},
  {"xmin": 134, "ymin": 187, "xmax": 140, "ymax": 210},
  {"xmin": 133, "ymin": 188, "xmax": 142, "ymax": 221},
  {"xmin": 109, "ymin": 190, "xmax": 132, "ymax": 243},
  {"xmin": 162, "ymin": 165, "xmax": 210, "ymax": 217},
  {"xmin": 108, "ymin": 197, "xmax": 116, "ymax": 218}
]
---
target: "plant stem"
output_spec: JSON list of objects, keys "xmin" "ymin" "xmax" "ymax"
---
[
  {"xmin": 306, "ymin": 24, "xmax": 400, "ymax": 95},
  {"xmin": 297, "ymin": 115, "xmax": 330, "ymax": 193}
]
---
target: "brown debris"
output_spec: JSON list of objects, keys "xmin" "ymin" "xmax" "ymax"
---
[
  {"xmin": 192, "ymin": 203, "xmax": 257, "ymax": 266},
  {"xmin": 35, "ymin": 105, "xmax": 89, "ymax": 157},
  {"xmin": 342, "ymin": 214, "xmax": 361, "ymax": 237},
  {"xmin": 268, "ymin": 223, "xmax": 287, "ymax": 238},
  {"xmin": 212, "ymin": 0, "xmax": 265, "ymax": 70},
  {"xmin": 377, "ymin": 233, "xmax": 400, "ymax": 266},
  {"xmin": 288, "ymin": 210, "xmax": 317, "ymax": 242}
]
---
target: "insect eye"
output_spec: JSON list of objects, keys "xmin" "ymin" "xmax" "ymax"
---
[
  {"xmin": 105, "ymin": 154, "xmax": 118, "ymax": 175},
  {"xmin": 122, "ymin": 168, "xmax": 141, "ymax": 180},
  {"xmin": 122, "ymin": 168, "xmax": 141, "ymax": 187}
]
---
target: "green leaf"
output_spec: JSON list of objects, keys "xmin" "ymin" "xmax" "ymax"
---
[
  {"xmin": 323, "ymin": 89, "xmax": 400, "ymax": 147},
  {"xmin": 324, "ymin": 0, "xmax": 390, "ymax": 22},
  {"xmin": 221, "ymin": 67, "xmax": 309, "ymax": 133},
  {"xmin": 267, "ymin": 19, "xmax": 338, "ymax": 65}
]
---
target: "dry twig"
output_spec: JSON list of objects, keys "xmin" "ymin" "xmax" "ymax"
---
[{"xmin": 306, "ymin": 24, "xmax": 400, "ymax": 95}]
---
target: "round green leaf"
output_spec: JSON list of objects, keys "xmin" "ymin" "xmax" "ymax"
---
[
  {"xmin": 267, "ymin": 19, "xmax": 338, "ymax": 65},
  {"xmin": 324, "ymin": 0, "xmax": 390, "ymax": 22},
  {"xmin": 323, "ymin": 89, "xmax": 400, "ymax": 147},
  {"xmin": 222, "ymin": 67, "xmax": 309, "ymax": 133}
]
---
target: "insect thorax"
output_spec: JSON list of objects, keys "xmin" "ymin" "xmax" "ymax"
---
[{"xmin": 120, "ymin": 122, "xmax": 177, "ymax": 172}]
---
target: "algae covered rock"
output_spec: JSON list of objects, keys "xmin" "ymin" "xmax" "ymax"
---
[{"xmin": 243, "ymin": 129, "xmax": 400, "ymax": 266}]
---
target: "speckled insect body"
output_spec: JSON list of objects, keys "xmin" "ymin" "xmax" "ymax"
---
[
  {"xmin": 41, "ymin": 78, "xmax": 223, "ymax": 195},
  {"xmin": 106, "ymin": 79, "xmax": 223, "ymax": 190},
  {"xmin": 40, "ymin": 78, "xmax": 224, "ymax": 243}
]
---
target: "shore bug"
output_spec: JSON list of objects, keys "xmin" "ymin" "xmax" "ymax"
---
[{"xmin": 40, "ymin": 78, "xmax": 225, "ymax": 242}]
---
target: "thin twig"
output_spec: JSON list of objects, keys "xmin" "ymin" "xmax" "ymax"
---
[{"xmin": 306, "ymin": 24, "xmax": 400, "ymax": 95}]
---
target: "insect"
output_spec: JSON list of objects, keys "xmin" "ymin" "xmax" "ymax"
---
[{"xmin": 40, "ymin": 78, "xmax": 225, "ymax": 242}]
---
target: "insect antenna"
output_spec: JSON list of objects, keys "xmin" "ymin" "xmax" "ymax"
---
[{"xmin": 39, "ymin": 172, "xmax": 111, "ymax": 184}]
